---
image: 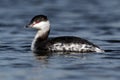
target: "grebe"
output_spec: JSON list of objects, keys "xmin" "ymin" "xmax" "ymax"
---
[{"xmin": 26, "ymin": 15, "xmax": 104, "ymax": 53}]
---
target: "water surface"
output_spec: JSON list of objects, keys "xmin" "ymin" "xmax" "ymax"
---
[{"xmin": 0, "ymin": 0, "xmax": 120, "ymax": 80}]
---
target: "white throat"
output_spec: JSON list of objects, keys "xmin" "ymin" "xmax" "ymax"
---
[{"xmin": 31, "ymin": 21, "xmax": 50, "ymax": 51}]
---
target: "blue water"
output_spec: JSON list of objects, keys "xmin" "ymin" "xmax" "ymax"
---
[{"xmin": 0, "ymin": 0, "xmax": 120, "ymax": 80}]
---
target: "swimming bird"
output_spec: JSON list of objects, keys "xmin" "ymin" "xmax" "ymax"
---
[{"xmin": 26, "ymin": 15, "xmax": 104, "ymax": 54}]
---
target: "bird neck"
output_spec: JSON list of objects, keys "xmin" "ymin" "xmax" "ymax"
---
[
  {"xmin": 31, "ymin": 29, "xmax": 50, "ymax": 51},
  {"xmin": 35, "ymin": 30, "xmax": 50, "ymax": 41}
]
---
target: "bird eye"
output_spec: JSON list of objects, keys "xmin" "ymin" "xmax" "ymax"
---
[{"xmin": 35, "ymin": 20, "xmax": 40, "ymax": 23}]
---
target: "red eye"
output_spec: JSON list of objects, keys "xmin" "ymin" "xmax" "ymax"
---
[{"xmin": 35, "ymin": 20, "xmax": 40, "ymax": 23}]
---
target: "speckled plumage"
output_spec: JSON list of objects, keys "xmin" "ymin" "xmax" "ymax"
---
[
  {"xmin": 26, "ymin": 15, "xmax": 104, "ymax": 54},
  {"xmin": 32, "ymin": 36, "xmax": 103, "ymax": 53}
]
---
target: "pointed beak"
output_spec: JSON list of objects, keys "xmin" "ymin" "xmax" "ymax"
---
[
  {"xmin": 25, "ymin": 24, "xmax": 32, "ymax": 28},
  {"xmin": 25, "ymin": 25, "xmax": 30, "ymax": 28}
]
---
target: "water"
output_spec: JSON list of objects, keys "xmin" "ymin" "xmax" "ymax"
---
[{"xmin": 0, "ymin": 0, "xmax": 120, "ymax": 80}]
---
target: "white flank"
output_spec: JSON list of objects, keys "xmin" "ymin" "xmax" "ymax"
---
[{"xmin": 95, "ymin": 47, "xmax": 105, "ymax": 53}]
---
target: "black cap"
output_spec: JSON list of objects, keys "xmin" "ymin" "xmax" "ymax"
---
[
  {"xmin": 30, "ymin": 15, "xmax": 48, "ymax": 23},
  {"xmin": 25, "ymin": 15, "xmax": 48, "ymax": 28}
]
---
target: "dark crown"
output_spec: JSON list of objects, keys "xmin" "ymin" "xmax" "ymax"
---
[{"xmin": 30, "ymin": 15, "xmax": 48, "ymax": 23}]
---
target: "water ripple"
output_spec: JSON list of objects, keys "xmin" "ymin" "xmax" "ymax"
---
[{"xmin": 0, "ymin": 0, "xmax": 120, "ymax": 80}]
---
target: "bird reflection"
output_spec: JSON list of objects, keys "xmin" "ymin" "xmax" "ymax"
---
[
  {"xmin": 32, "ymin": 51, "xmax": 51, "ymax": 66},
  {"xmin": 33, "ymin": 51, "xmax": 90, "ymax": 61}
]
